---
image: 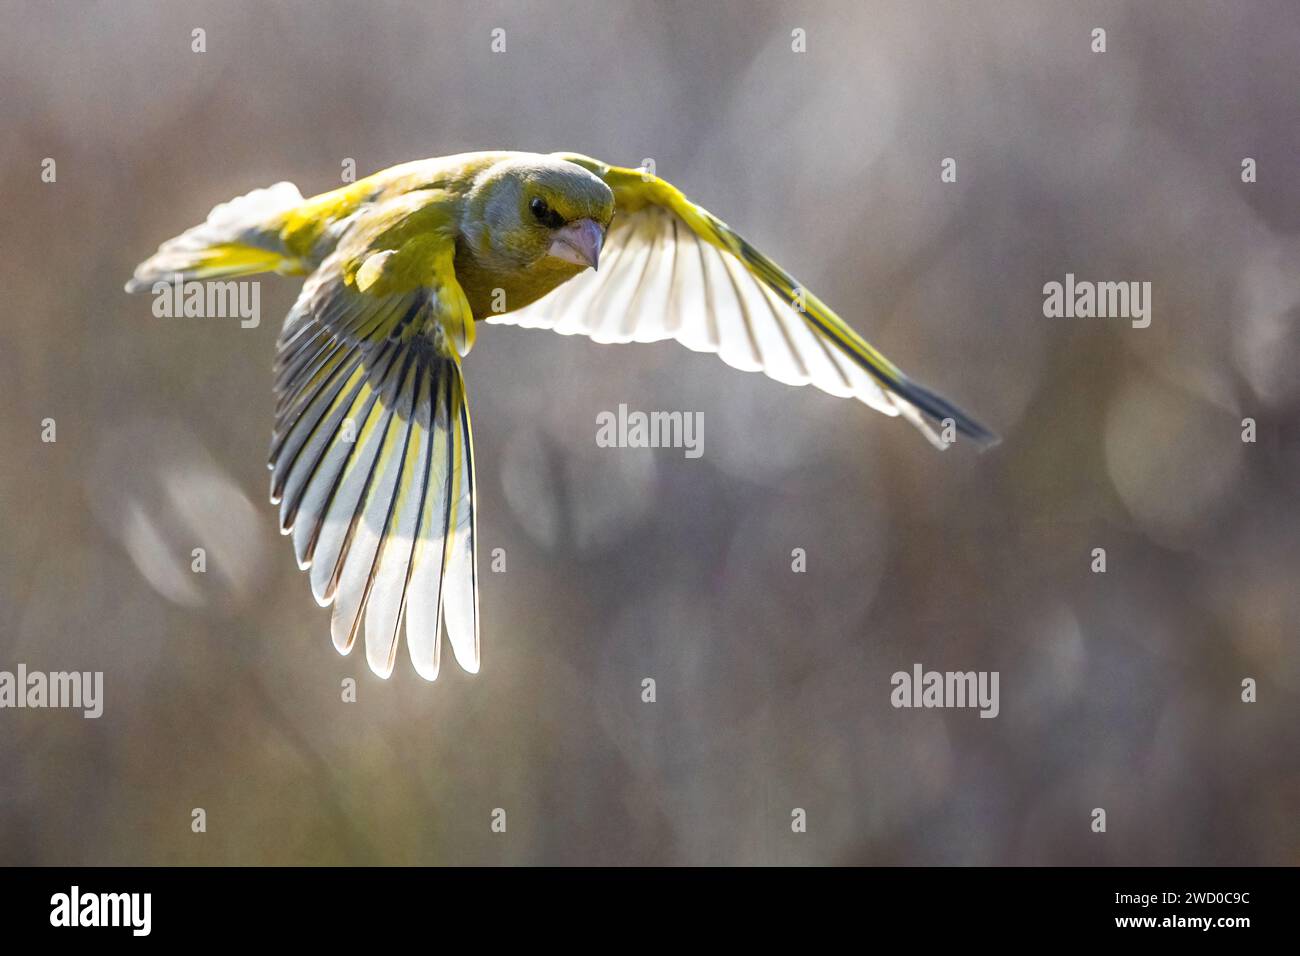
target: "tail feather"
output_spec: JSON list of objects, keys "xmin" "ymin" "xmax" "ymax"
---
[{"xmin": 125, "ymin": 181, "xmax": 303, "ymax": 292}]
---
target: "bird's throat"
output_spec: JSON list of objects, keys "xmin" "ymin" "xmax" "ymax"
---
[{"xmin": 454, "ymin": 244, "xmax": 585, "ymax": 319}]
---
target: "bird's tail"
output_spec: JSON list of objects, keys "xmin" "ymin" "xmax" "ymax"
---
[{"xmin": 124, "ymin": 182, "xmax": 304, "ymax": 293}]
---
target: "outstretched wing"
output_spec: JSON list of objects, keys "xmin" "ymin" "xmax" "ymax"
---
[
  {"xmin": 269, "ymin": 192, "xmax": 479, "ymax": 680},
  {"xmin": 489, "ymin": 153, "xmax": 996, "ymax": 448}
]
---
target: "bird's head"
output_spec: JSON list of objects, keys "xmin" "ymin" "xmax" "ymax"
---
[{"xmin": 467, "ymin": 157, "xmax": 614, "ymax": 272}]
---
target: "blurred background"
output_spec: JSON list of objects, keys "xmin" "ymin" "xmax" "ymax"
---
[{"xmin": 1, "ymin": 0, "xmax": 1297, "ymax": 865}]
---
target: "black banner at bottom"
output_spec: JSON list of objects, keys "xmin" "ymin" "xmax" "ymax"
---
[{"xmin": 0, "ymin": 866, "xmax": 1288, "ymax": 941}]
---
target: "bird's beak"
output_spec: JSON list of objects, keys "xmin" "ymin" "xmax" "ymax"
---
[{"xmin": 548, "ymin": 218, "xmax": 604, "ymax": 270}]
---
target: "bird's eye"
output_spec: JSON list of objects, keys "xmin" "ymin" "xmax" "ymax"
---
[{"xmin": 529, "ymin": 196, "xmax": 565, "ymax": 229}]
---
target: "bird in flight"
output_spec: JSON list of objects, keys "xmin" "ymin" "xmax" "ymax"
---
[{"xmin": 127, "ymin": 151, "xmax": 996, "ymax": 681}]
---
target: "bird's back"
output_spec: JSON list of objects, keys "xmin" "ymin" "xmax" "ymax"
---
[{"xmin": 278, "ymin": 151, "xmax": 516, "ymax": 269}]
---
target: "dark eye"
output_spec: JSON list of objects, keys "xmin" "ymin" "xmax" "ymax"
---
[{"xmin": 529, "ymin": 196, "xmax": 564, "ymax": 229}]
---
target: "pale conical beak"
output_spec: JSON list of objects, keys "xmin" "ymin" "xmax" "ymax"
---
[{"xmin": 547, "ymin": 217, "xmax": 604, "ymax": 270}]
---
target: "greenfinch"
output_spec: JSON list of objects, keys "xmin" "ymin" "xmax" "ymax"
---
[{"xmin": 127, "ymin": 151, "xmax": 996, "ymax": 681}]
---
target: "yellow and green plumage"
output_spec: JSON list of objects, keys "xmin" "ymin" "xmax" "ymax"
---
[{"xmin": 127, "ymin": 151, "xmax": 996, "ymax": 681}]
